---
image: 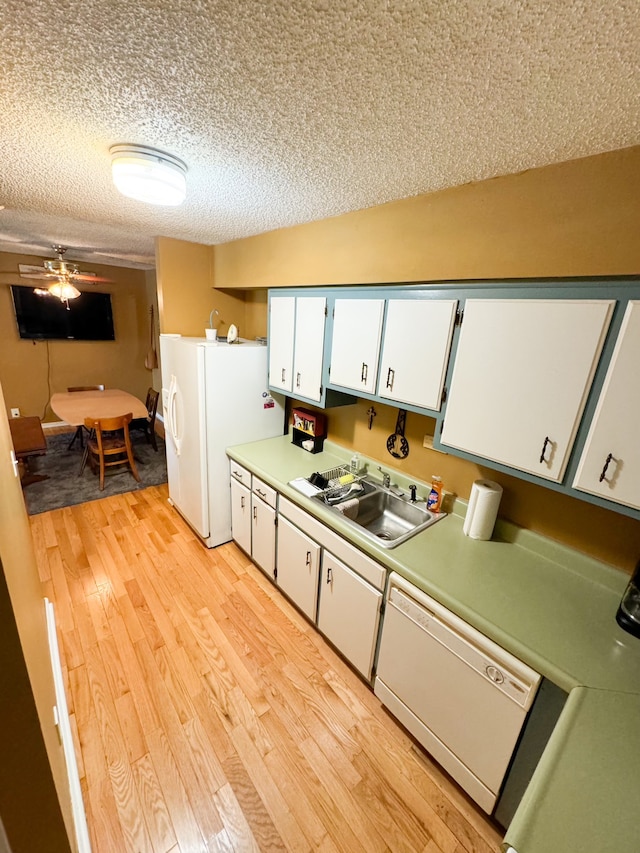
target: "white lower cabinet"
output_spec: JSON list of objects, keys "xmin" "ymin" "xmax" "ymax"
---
[
  {"xmin": 251, "ymin": 477, "xmax": 277, "ymax": 577},
  {"xmin": 278, "ymin": 496, "xmax": 385, "ymax": 680},
  {"xmin": 230, "ymin": 477, "xmax": 251, "ymax": 554},
  {"xmin": 317, "ymin": 551, "xmax": 383, "ymax": 679},
  {"xmin": 230, "ymin": 471, "xmax": 277, "ymax": 576},
  {"xmin": 276, "ymin": 515, "xmax": 321, "ymax": 620}
]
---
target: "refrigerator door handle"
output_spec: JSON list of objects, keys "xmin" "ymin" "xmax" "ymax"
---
[{"xmin": 167, "ymin": 375, "xmax": 182, "ymax": 456}]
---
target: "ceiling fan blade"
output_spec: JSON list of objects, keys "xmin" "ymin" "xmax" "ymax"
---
[
  {"xmin": 19, "ymin": 272, "xmax": 55, "ymax": 281},
  {"xmin": 71, "ymin": 272, "xmax": 111, "ymax": 283}
]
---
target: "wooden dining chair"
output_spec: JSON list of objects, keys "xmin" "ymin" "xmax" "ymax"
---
[
  {"xmin": 67, "ymin": 385, "xmax": 105, "ymax": 450},
  {"xmin": 83, "ymin": 412, "xmax": 141, "ymax": 491},
  {"xmin": 129, "ymin": 387, "xmax": 160, "ymax": 451}
]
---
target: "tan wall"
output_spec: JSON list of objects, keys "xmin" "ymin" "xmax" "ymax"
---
[
  {"xmin": 0, "ymin": 383, "xmax": 73, "ymax": 851},
  {"xmin": 0, "ymin": 252, "xmax": 154, "ymax": 424},
  {"xmin": 214, "ymin": 146, "xmax": 640, "ymax": 288},
  {"xmin": 209, "ymin": 147, "xmax": 640, "ymax": 571},
  {"xmin": 155, "ymin": 236, "xmax": 247, "ymax": 338}
]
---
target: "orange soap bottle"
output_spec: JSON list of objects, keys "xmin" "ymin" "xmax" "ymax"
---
[{"xmin": 427, "ymin": 476, "xmax": 443, "ymax": 512}]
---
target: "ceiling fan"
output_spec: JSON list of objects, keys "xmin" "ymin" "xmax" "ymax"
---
[{"xmin": 18, "ymin": 245, "xmax": 111, "ymax": 307}]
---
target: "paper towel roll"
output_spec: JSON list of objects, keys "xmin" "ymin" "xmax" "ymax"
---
[{"xmin": 463, "ymin": 480, "xmax": 503, "ymax": 540}]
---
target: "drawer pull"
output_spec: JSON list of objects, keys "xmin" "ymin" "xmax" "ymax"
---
[{"xmin": 256, "ymin": 488, "xmax": 267, "ymax": 498}]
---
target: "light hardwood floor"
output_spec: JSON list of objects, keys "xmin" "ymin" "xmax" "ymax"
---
[{"xmin": 31, "ymin": 484, "xmax": 504, "ymax": 853}]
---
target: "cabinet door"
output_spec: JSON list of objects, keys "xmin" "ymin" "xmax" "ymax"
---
[
  {"xmin": 230, "ymin": 478, "xmax": 251, "ymax": 554},
  {"xmin": 329, "ymin": 299, "xmax": 384, "ymax": 394},
  {"xmin": 378, "ymin": 299, "xmax": 457, "ymax": 410},
  {"xmin": 317, "ymin": 551, "xmax": 383, "ymax": 679},
  {"xmin": 252, "ymin": 495, "xmax": 276, "ymax": 577},
  {"xmin": 276, "ymin": 516, "xmax": 321, "ymax": 620},
  {"xmin": 293, "ymin": 297, "xmax": 326, "ymax": 402},
  {"xmin": 268, "ymin": 296, "xmax": 295, "ymax": 393},
  {"xmin": 440, "ymin": 299, "xmax": 614, "ymax": 482},
  {"xmin": 573, "ymin": 301, "xmax": 640, "ymax": 509}
]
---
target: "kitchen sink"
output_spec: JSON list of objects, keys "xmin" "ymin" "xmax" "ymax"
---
[{"xmin": 311, "ymin": 478, "xmax": 445, "ymax": 548}]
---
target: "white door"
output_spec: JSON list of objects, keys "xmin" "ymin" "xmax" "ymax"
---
[
  {"xmin": 378, "ymin": 299, "xmax": 457, "ymax": 410},
  {"xmin": 230, "ymin": 478, "xmax": 251, "ymax": 554},
  {"xmin": 317, "ymin": 551, "xmax": 383, "ymax": 679},
  {"xmin": 276, "ymin": 516, "xmax": 321, "ymax": 620},
  {"xmin": 329, "ymin": 299, "xmax": 384, "ymax": 394},
  {"xmin": 440, "ymin": 299, "xmax": 614, "ymax": 482},
  {"xmin": 268, "ymin": 296, "xmax": 295, "ymax": 392},
  {"xmin": 573, "ymin": 301, "xmax": 640, "ymax": 509},
  {"xmin": 293, "ymin": 297, "xmax": 326, "ymax": 402},
  {"xmin": 252, "ymin": 495, "xmax": 276, "ymax": 577}
]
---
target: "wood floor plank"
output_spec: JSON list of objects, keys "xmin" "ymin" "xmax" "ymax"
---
[
  {"xmin": 132, "ymin": 752, "xmax": 178, "ymax": 853},
  {"xmin": 32, "ymin": 485, "xmax": 505, "ymax": 853}
]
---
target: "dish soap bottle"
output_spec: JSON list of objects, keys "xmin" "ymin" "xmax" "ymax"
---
[
  {"xmin": 350, "ymin": 453, "xmax": 360, "ymax": 475},
  {"xmin": 427, "ymin": 476, "xmax": 443, "ymax": 512}
]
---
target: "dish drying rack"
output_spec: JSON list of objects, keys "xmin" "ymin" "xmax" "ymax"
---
[{"xmin": 312, "ymin": 465, "xmax": 366, "ymax": 504}]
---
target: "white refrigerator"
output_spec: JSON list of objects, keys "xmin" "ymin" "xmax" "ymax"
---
[{"xmin": 160, "ymin": 335, "xmax": 285, "ymax": 547}]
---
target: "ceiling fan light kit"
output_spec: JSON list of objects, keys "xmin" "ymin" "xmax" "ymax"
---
[
  {"xmin": 109, "ymin": 144, "xmax": 187, "ymax": 206},
  {"xmin": 48, "ymin": 281, "xmax": 81, "ymax": 302}
]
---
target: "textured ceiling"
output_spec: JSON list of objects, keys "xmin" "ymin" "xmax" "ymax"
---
[{"xmin": 0, "ymin": 0, "xmax": 638, "ymax": 269}]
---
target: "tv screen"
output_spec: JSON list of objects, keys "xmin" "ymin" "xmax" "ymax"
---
[{"xmin": 11, "ymin": 285, "xmax": 115, "ymax": 341}]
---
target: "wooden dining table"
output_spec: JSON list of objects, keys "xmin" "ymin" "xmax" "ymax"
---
[
  {"xmin": 50, "ymin": 389, "xmax": 149, "ymax": 475},
  {"xmin": 50, "ymin": 388, "xmax": 148, "ymax": 426}
]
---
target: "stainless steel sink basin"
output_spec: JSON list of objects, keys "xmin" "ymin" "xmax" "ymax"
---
[{"xmin": 311, "ymin": 478, "xmax": 445, "ymax": 548}]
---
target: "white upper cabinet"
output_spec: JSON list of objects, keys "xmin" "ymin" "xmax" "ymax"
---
[
  {"xmin": 440, "ymin": 299, "xmax": 614, "ymax": 482},
  {"xmin": 378, "ymin": 299, "xmax": 457, "ymax": 410},
  {"xmin": 268, "ymin": 295, "xmax": 326, "ymax": 402},
  {"xmin": 329, "ymin": 299, "xmax": 384, "ymax": 394},
  {"xmin": 268, "ymin": 296, "xmax": 295, "ymax": 393},
  {"xmin": 292, "ymin": 297, "xmax": 326, "ymax": 402},
  {"xmin": 573, "ymin": 301, "xmax": 640, "ymax": 509}
]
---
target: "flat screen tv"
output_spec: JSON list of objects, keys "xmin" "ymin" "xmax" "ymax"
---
[{"xmin": 11, "ymin": 285, "xmax": 115, "ymax": 341}]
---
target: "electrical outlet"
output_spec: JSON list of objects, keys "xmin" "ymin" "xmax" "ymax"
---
[{"xmin": 10, "ymin": 408, "xmax": 20, "ymax": 418}]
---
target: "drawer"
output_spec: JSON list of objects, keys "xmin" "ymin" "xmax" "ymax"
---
[
  {"xmin": 229, "ymin": 461, "xmax": 251, "ymax": 486},
  {"xmin": 252, "ymin": 476, "xmax": 277, "ymax": 508}
]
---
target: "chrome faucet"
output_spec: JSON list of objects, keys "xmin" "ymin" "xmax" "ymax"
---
[{"xmin": 377, "ymin": 466, "xmax": 391, "ymax": 489}]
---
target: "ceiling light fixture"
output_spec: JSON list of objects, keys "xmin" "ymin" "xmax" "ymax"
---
[{"xmin": 109, "ymin": 144, "xmax": 187, "ymax": 206}]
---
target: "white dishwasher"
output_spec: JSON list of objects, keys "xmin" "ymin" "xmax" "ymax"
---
[{"xmin": 374, "ymin": 573, "xmax": 540, "ymax": 814}]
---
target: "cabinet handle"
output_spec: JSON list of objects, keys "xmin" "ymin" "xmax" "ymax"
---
[
  {"xmin": 539, "ymin": 436, "xmax": 551, "ymax": 464},
  {"xmin": 253, "ymin": 506, "xmax": 257, "ymax": 521},
  {"xmin": 240, "ymin": 496, "xmax": 245, "ymax": 509},
  {"xmin": 305, "ymin": 550, "xmax": 311, "ymax": 566},
  {"xmin": 361, "ymin": 362, "xmax": 368, "ymax": 384},
  {"xmin": 599, "ymin": 453, "xmax": 614, "ymax": 483},
  {"xmin": 233, "ymin": 469, "xmax": 243, "ymax": 480},
  {"xmin": 256, "ymin": 488, "xmax": 266, "ymax": 498},
  {"xmin": 326, "ymin": 566, "xmax": 333, "ymax": 584},
  {"xmin": 281, "ymin": 368, "xmax": 286, "ymax": 383},
  {"xmin": 296, "ymin": 372, "xmax": 301, "ymax": 389},
  {"xmin": 386, "ymin": 367, "xmax": 395, "ymax": 390}
]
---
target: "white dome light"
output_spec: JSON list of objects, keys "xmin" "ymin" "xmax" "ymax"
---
[{"xmin": 110, "ymin": 144, "xmax": 187, "ymax": 206}]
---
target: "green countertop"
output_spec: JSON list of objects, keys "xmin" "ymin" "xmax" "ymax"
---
[
  {"xmin": 227, "ymin": 435, "xmax": 640, "ymax": 853},
  {"xmin": 503, "ymin": 687, "xmax": 640, "ymax": 853}
]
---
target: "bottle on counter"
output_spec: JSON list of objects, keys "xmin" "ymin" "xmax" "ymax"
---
[
  {"xmin": 616, "ymin": 560, "xmax": 640, "ymax": 639},
  {"xmin": 350, "ymin": 453, "xmax": 360, "ymax": 475},
  {"xmin": 427, "ymin": 475, "xmax": 443, "ymax": 513}
]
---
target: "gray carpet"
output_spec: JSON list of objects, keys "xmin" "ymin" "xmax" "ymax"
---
[{"xmin": 23, "ymin": 432, "xmax": 168, "ymax": 515}]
